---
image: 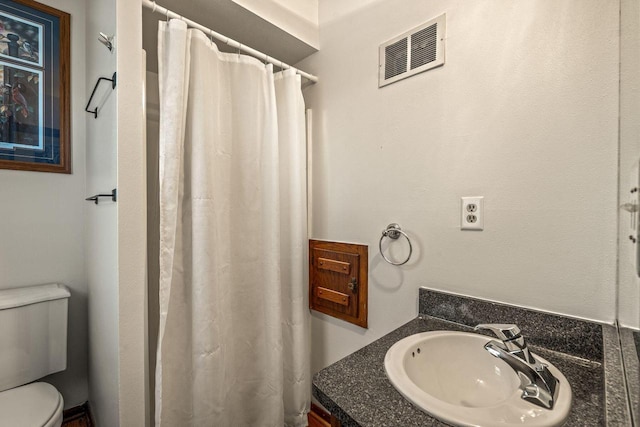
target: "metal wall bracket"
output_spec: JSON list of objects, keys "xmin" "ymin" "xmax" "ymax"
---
[
  {"xmin": 98, "ymin": 32, "xmax": 114, "ymax": 52},
  {"xmin": 86, "ymin": 188, "xmax": 117, "ymax": 205},
  {"xmin": 85, "ymin": 72, "xmax": 116, "ymax": 118}
]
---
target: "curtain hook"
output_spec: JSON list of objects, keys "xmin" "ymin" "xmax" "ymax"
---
[
  {"xmin": 166, "ymin": 8, "xmax": 170, "ymax": 22},
  {"xmin": 237, "ymin": 43, "xmax": 242, "ymax": 58},
  {"xmin": 209, "ymin": 29, "xmax": 214, "ymax": 46},
  {"xmin": 151, "ymin": 1, "xmax": 157, "ymax": 14}
]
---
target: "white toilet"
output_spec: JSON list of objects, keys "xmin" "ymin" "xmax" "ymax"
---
[{"xmin": 0, "ymin": 283, "xmax": 70, "ymax": 427}]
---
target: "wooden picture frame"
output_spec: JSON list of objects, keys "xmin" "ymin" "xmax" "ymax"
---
[{"xmin": 0, "ymin": 0, "xmax": 70, "ymax": 173}]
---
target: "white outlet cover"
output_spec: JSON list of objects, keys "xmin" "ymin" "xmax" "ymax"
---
[{"xmin": 461, "ymin": 197, "xmax": 484, "ymax": 231}]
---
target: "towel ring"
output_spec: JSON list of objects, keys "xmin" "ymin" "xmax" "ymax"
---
[{"xmin": 379, "ymin": 223, "xmax": 413, "ymax": 266}]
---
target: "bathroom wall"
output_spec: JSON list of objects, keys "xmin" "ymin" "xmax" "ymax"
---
[
  {"xmin": 86, "ymin": 0, "xmax": 147, "ymax": 424},
  {"xmin": 0, "ymin": 0, "xmax": 88, "ymax": 409},
  {"xmin": 618, "ymin": 0, "xmax": 640, "ymax": 330},
  {"xmin": 231, "ymin": 0, "xmax": 319, "ymax": 48},
  {"xmin": 297, "ymin": 0, "xmax": 620, "ymax": 373},
  {"xmin": 115, "ymin": 0, "xmax": 148, "ymax": 424},
  {"xmin": 85, "ymin": 0, "xmax": 119, "ymax": 423},
  {"xmin": 142, "ymin": 0, "xmax": 318, "ymax": 76}
]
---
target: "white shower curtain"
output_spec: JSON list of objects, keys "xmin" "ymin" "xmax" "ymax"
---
[{"xmin": 156, "ymin": 19, "xmax": 310, "ymax": 427}]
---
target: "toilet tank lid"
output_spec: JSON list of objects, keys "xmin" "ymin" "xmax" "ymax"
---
[{"xmin": 0, "ymin": 283, "xmax": 70, "ymax": 310}]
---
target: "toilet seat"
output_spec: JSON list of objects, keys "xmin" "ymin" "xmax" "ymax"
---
[{"xmin": 0, "ymin": 382, "xmax": 64, "ymax": 427}]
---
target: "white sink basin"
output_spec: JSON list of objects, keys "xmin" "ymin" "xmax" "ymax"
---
[{"xmin": 384, "ymin": 331, "xmax": 572, "ymax": 427}]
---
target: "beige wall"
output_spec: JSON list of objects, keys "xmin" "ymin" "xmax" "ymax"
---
[
  {"xmin": 85, "ymin": 0, "xmax": 119, "ymax": 423},
  {"xmin": 116, "ymin": 0, "xmax": 148, "ymax": 424},
  {"xmin": 0, "ymin": 0, "xmax": 88, "ymax": 409},
  {"xmin": 86, "ymin": 0, "xmax": 148, "ymax": 424},
  {"xmin": 231, "ymin": 0, "xmax": 319, "ymax": 48},
  {"xmin": 297, "ymin": 0, "xmax": 620, "ymax": 373},
  {"xmin": 618, "ymin": 0, "xmax": 640, "ymax": 330}
]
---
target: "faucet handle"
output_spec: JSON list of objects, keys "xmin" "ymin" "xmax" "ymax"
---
[{"xmin": 475, "ymin": 323, "xmax": 522, "ymax": 341}]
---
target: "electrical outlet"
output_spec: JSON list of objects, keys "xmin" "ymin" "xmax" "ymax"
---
[{"xmin": 461, "ymin": 197, "xmax": 484, "ymax": 231}]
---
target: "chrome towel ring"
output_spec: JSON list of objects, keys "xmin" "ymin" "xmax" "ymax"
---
[{"xmin": 379, "ymin": 223, "xmax": 413, "ymax": 266}]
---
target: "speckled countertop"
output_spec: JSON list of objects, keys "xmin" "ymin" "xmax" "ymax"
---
[
  {"xmin": 312, "ymin": 288, "xmax": 631, "ymax": 427},
  {"xmin": 620, "ymin": 328, "xmax": 639, "ymax": 426}
]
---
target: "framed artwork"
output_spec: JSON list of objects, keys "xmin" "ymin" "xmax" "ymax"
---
[{"xmin": 0, "ymin": 0, "xmax": 70, "ymax": 173}]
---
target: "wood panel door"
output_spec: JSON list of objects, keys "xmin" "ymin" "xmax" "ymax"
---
[{"xmin": 309, "ymin": 240, "xmax": 368, "ymax": 328}]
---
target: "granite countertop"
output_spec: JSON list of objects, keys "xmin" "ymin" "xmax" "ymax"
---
[
  {"xmin": 620, "ymin": 328, "xmax": 639, "ymax": 426},
  {"xmin": 313, "ymin": 316, "xmax": 607, "ymax": 427}
]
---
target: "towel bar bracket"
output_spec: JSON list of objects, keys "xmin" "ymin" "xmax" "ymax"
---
[{"xmin": 85, "ymin": 188, "xmax": 117, "ymax": 205}]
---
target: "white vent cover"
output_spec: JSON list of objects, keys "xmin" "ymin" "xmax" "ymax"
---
[{"xmin": 379, "ymin": 14, "xmax": 446, "ymax": 87}]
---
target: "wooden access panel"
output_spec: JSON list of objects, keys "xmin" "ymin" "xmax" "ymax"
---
[
  {"xmin": 309, "ymin": 240, "xmax": 368, "ymax": 328},
  {"xmin": 308, "ymin": 403, "xmax": 341, "ymax": 427}
]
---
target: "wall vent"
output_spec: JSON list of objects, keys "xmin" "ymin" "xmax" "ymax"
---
[{"xmin": 379, "ymin": 14, "xmax": 445, "ymax": 88}]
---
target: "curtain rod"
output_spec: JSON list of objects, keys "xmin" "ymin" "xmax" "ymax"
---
[{"xmin": 142, "ymin": 0, "xmax": 318, "ymax": 83}]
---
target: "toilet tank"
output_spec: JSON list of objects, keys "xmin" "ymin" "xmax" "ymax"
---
[{"xmin": 0, "ymin": 283, "xmax": 70, "ymax": 392}]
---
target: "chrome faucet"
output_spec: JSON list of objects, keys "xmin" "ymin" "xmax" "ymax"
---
[{"xmin": 475, "ymin": 323, "xmax": 559, "ymax": 409}]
